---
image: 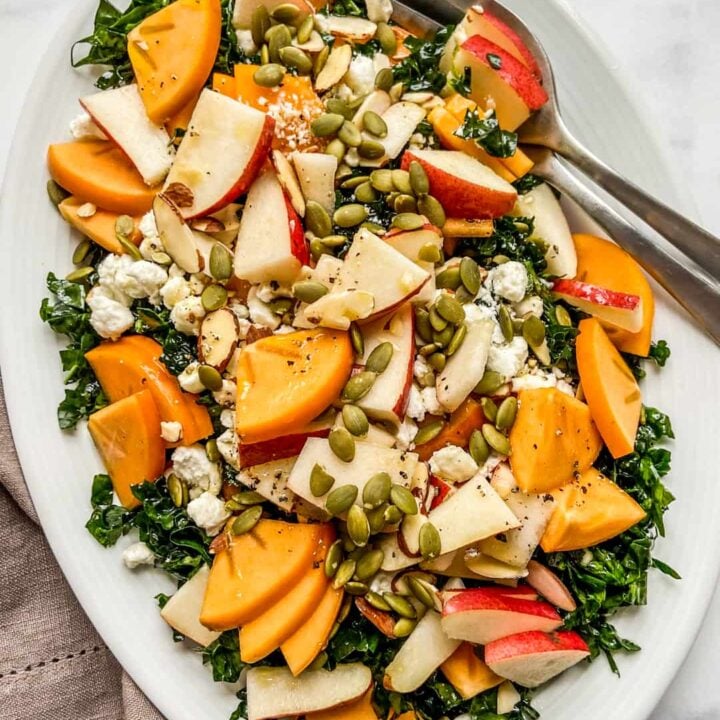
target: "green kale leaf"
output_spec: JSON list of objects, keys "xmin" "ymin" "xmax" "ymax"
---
[
  {"xmin": 454, "ymin": 108, "xmax": 519, "ymax": 159},
  {"xmin": 392, "ymin": 25, "xmax": 455, "ymax": 94}
]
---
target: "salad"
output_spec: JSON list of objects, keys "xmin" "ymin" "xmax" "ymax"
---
[{"xmin": 40, "ymin": 0, "xmax": 677, "ymax": 718}]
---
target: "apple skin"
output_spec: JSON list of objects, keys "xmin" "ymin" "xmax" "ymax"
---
[
  {"xmin": 284, "ymin": 194, "xmax": 310, "ymax": 267},
  {"xmin": 429, "ymin": 474, "xmax": 452, "ymax": 510},
  {"xmin": 239, "ymin": 427, "xmax": 331, "ymax": 469},
  {"xmin": 402, "ymin": 150, "xmax": 517, "ymax": 220},
  {"xmin": 481, "ymin": 10, "xmax": 542, "ymax": 79}
]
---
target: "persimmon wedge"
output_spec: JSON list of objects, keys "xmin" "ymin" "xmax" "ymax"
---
[
  {"xmin": 415, "ymin": 398, "xmax": 485, "ymax": 462},
  {"xmin": 235, "ymin": 329, "xmax": 353, "ymax": 444},
  {"xmin": 305, "ymin": 689, "xmax": 377, "ymax": 720},
  {"xmin": 58, "ymin": 197, "xmax": 141, "ymax": 254},
  {"xmin": 88, "ymin": 390, "xmax": 165, "ymax": 508},
  {"xmin": 440, "ymin": 642, "xmax": 503, "ymax": 699},
  {"xmin": 128, "ymin": 0, "xmax": 222, "ymax": 123},
  {"xmin": 576, "ymin": 318, "xmax": 642, "ymax": 459},
  {"xmin": 573, "ymin": 233, "xmax": 655, "ymax": 356},
  {"xmin": 47, "ymin": 140, "xmax": 156, "ymax": 215}
]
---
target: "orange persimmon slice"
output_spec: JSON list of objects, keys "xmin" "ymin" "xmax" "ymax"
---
[
  {"xmin": 47, "ymin": 140, "xmax": 156, "ymax": 215},
  {"xmin": 212, "ymin": 72, "xmax": 236, "ymax": 99},
  {"xmin": 415, "ymin": 398, "xmax": 485, "ymax": 462},
  {"xmin": 440, "ymin": 643, "xmax": 503, "ymax": 699},
  {"xmin": 128, "ymin": 0, "xmax": 222, "ymax": 124},
  {"xmin": 305, "ymin": 689, "xmax": 377, "ymax": 720},
  {"xmin": 58, "ymin": 197, "xmax": 141, "ymax": 254},
  {"xmin": 541, "ymin": 467, "xmax": 646, "ymax": 552},
  {"xmin": 235, "ymin": 329, "xmax": 353, "ymax": 444},
  {"xmin": 573, "ymin": 233, "xmax": 655, "ymax": 356},
  {"xmin": 576, "ymin": 317, "xmax": 642, "ymax": 459},
  {"xmin": 88, "ymin": 389, "xmax": 165, "ymax": 508}
]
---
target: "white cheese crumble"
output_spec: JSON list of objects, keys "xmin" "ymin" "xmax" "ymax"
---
[
  {"xmin": 213, "ymin": 379, "xmax": 237, "ymax": 408},
  {"xmin": 247, "ymin": 288, "xmax": 281, "ymax": 330},
  {"xmin": 513, "ymin": 295, "xmax": 544, "ymax": 318},
  {"xmin": 429, "ymin": 446, "xmax": 479, "ymax": 483},
  {"xmin": 487, "ymin": 261, "xmax": 529, "ymax": 303},
  {"xmin": 366, "ymin": 0, "xmax": 393, "ymax": 23},
  {"xmin": 487, "ymin": 337, "xmax": 529, "ymax": 380},
  {"xmin": 160, "ymin": 421, "xmax": 183, "ymax": 444},
  {"xmin": 420, "ymin": 386, "xmax": 443, "ymax": 416},
  {"xmin": 69, "ymin": 112, "xmax": 107, "ymax": 140},
  {"xmin": 171, "ymin": 296, "xmax": 206, "ymax": 335},
  {"xmin": 119, "ymin": 261, "xmax": 168, "ymax": 304},
  {"xmin": 220, "ymin": 409, "xmax": 236, "ymax": 429},
  {"xmin": 235, "ymin": 28, "xmax": 257, "ymax": 56},
  {"xmin": 171, "ymin": 444, "xmax": 222, "ymax": 498},
  {"xmin": 343, "ymin": 54, "xmax": 377, "ymax": 97},
  {"xmin": 216, "ymin": 428, "xmax": 240, "ymax": 471},
  {"xmin": 186, "ymin": 491, "xmax": 230, "ymax": 536},
  {"xmin": 178, "ymin": 362, "xmax": 205, "ymax": 394},
  {"xmin": 413, "ymin": 355, "xmax": 431, "ymax": 383},
  {"xmin": 86, "ymin": 289, "xmax": 134, "ymax": 340},
  {"xmin": 122, "ymin": 541, "xmax": 155, "ymax": 569},
  {"xmin": 138, "ymin": 211, "xmax": 164, "ymax": 260},
  {"xmin": 161, "ymin": 276, "xmax": 193, "ymax": 309},
  {"xmin": 395, "ymin": 418, "xmax": 418, "ymax": 451},
  {"xmin": 406, "ymin": 385, "xmax": 426, "ymax": 422}
]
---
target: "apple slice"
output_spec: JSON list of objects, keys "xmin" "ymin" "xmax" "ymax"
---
[
  {"xmin": 436, "ymin": 312, "xmax": 495, "ymax": 412},
  {"xmin": 164, "ymin": 89, "xmax": 274, "ymax": 218},
  {"xmin": 272, "ymin": 149, "xmax": 305, "ymax": 217},
  {"xmin": 334, "ymin": 414, "xmax": 397, "ymax": 449},
  {"xmin": 287, "ymin": 437, "xmax": 418, "ymax": 513},
  {"xmin": 232, "ymin": 0, "xmax": 312, "ymax": 28},
  {"xmin": 291, "ymin": 152, "xmax": 337, "ymax": 215},
  {"xmin": 81, "ymin": 84, "xmax": 174, "ymax": 186},
  {"xmin": 456, "ymin": 586, "xmax": 539, "ymax": 602},
  {"xmin": 402, "ymin": 150, "xmax": 517, "ymax": 220},
  {"xmin": 303, "ymin": 290, "xmax": 375, "ymax": 331},
  {"xmin": 552, "ymin": 279, "xmax": 643, "ymax": 332},
  {"xmin": 463, "ymin": 551, "xmax": 530, "ymax": 580},
  {"xmin": 383, "ymin": 611, "xmax": 461, "ymax": 693},
  {"xmin": 352, "ymin": 90, "xmax": 392, "ymax": 130},
  {"xmin": 330, "ymin": 228, "xmax": 431, "ymax": 322},
  {"xmin": 198, "ymin": 308, "xmax": 240, "ymax": 372},
  {"xmin": 454, "ymin": 36, "xmax": 548, "ymax": 132},
  {"xmin": 525, "ymin": 561, "xmax": 577, "ymax": 613},
  {"xmin": 153, "ymin": 194, "xmax": 203, "ymax": 273},
  {"xmin": 320, "ymin": 15, "xmax": 377, "ymax": 43},
  {"xmin": 358, "ymin": 102, "xmax": 427, "ymax": 168},
  {"xmin": 441, "ymin": 589, "xmax": 562, "ymax": 645},
  {"xmin": 384, "ymin": 225, "xmax": 443, "ymax": 305},
  {"xmin": 246, "ymin": 663, "xmax": 373, "ymax": 720},
  {"xmin": 234, "ymin": 166, "xmax": 309, "ymax": 284},
  {"xmin": 497, "ymin": 681, "xmax": 522, "ymax": 714},
  {"xmin": 485, "ymin": 631, "xmax": 590, "ymax": 688},
  {"xmin": 515, "ymin": 183, "xmax": 577, "ymax": 278},
  {"xmin": 159, "ymin": 565, "xmax": 220, "ymax": 647},
  {"xmin": 357, "ymin": 304, "xmax": 415, "ymax": 425}
]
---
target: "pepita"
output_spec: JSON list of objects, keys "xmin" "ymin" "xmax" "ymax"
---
[
  {"xmin": 205, "ymin": 439, "xmax": 220, "ymax": 463},
  {"xmin": 201, "ymin": 284, "xmax": 228, "ymax": 311},
  {"xmin": 435, "ymin": 266, "xmax": 462, "ymax": 290},
  {"xmin": 428, "ymin": 306, "xmax": 448, "ymax": 332},
  {"xmin": 391, "ymin": 169, "xmax": 413, "ymax": 195},
  {"xmin": 556, "ymin": 305, "xmax": 573, "ymax": 327},
  {"xmin": 311, "ymin": 113, "xmax": 345, "ymax": 138},
  {"xmin": 118, "ymin": 235, "xmax": 143, "ymax": 260},
  {"xmin": 366, "ymin": 341, "xmax": 394, "ymax": 374},
  {"xmin": 498, "ymin": 305, "xmax": 515, "ymax": 343},
  {"xmin": 370, "ymin": 169, "xmax": 394, "ymax": 193},
  {"xmin": 310, "ymin": 463, "xmax": 336, "ymax": 497},
  {"xmin": 367, "ymin": 504, "xmax": 389, "ymax": 533},
  {"xmin": 253, "ymin": 62, "xmax": 285, "ymax": 87},
  {"xmin": 427, "ymin": 352, "xmax": 446, "ymax": 372},
  {"xmin": 350, "ymin": 323, "xmax": 364, "ymax": 356},
  {"xmin": 65, "ymin": 266, "xmax": 95, "ymax": 283},
  {"xmin": 321, "ymin": 234, "xmax": 347, "ymax": 248},
  {"xmin": 408, "ymin": 161, "xmax": 429, "ymax": 196},
  {"xmin": 446, "ymin": 324, "xmax": 467, "ymax": 357},
  {"xmin": 343, "ymin": 370, "xmax": 376, "ymax": 401},
  {"xmin": 459, "ymin": 257, "xmax": 481, "ymax": 295},
  {"xmin": 72, "ymin": 239, "xmax": 92, "ymax": 266},
  {"xmin": 481, "ymin": 397, "xmax": 498, "ymax": 423},
  {"xmin": 363, "ymin": 472, "xmax": 392, "ymax": 509},
  {"xmin": 292, "ymin": 280, "xmax": 328, "ymax": 304},
  {"xmin": 363, "ymin": 110, "xmax": 388, "ymax": 139},
  {"xmin": 341, "ymin": 175, "xmax": 370, "ymax": 190},
  {"xmin": 232, "ymin": 505, "xmax": 263, "ymax": 536},
  {"xmin": 305, "ymin": 200, "xmax": 333, "ymax": 238},
  {"xmin": 198, "ymin": 364, "xmax": 223, "ymax": 392},
  {"xmin": 358, "ymin": 139, "xmax": 386, "ymax": 160},
  {"xmin": 391, "ymin": 213, "xmax": 425, "ymax": 231},
  {"xmin": 338, "ymin": 120, "xmax": 362, "ymax": 148},
  {"xmin": 417, "ymin": 194, "xmax": 446, "ymax": 228},
  {"xmin": 231, "ymin": 490, "xmax": 266, "ymax": 506},
  {"xmin": 435, "ymin": 294, "xmax": 465, "ymax": 325},
  {"xmin": 355, "ymin": 182, "xmax": 378, "ymax": 204},
  {"xmin": 338, "ymin": 594, "xmax": 353, "ymax": 623},
  {"xmin": 347, "ymin": 504, "xmax": 371, "ymax": 547},
  {"xmin": 523, "ymin": 315, "xmax": 546, "ymax": 347},
  {"xmin": 344, "ymin": 581, "xmax": 369, "ymax": 596},
  {"xmin": 394, "ymin": 194, "xmax": 417, "ymax": 214},
  {"xmin": 407, "ymin": 576, "xmax": 437, "ymax": 609},
  {"xmin": 390, "ymin": 484, "xmax": 418, "ymax": 516},
  {"xmin": 355, "ymin": 549, "xmax": 385, "ymax": 581},
  {"xmin": 326, "ymin": 484, "xmax": 359, "ymax": 516},
  {"xmin": 271, "ymin": 3, "xmax": 300, "ymax": 23},
  {"xmin": 366, "ymin": 590, "xmax": 392, "ymax": 611},
  {"xmin": 342, "ymin": 404, "xmax": 369, "ymax": 437},
  {"xmin": 325, "ymin": 98, "xmax": 352, "ymax": 121},
  {"xmin": 260, "ymin": 43, "xmax": 270, "ymax": 65},
  {"xmin": 267, "ymin": 24, "xmax": 292, "ymax": 63},
  {"xmin": 389, "ymin": 82, "xmax": 405, "ymax": 103},
  {"xmin": 474, "ymin": 370, "xmax": 505, "ymax": 395},
  {"xmin": 383, "ymin": 505, "xmax": 402, "ymax": 525},
  {"xmin": 325, "ymin": 138, "xmax": 346, "ymax": 162},
  {"xmin": 360, "ymin": 221, "xmax": 385, "ymax": 235},
  {"xmin": 496, "ymin": 396, "xmax": 518, "ymax": 430},
  {"xmin": 469, "ymin": 429, "xmax": 490, "ymax": 465},
  {"xmin": 433, "ymin": 325, "xmax": 454, "ymax": 348},
  {"xmin": 454, "ymin": 286, "xmax": 475, "ymax": 304},
  {"xmin": 414, "ymin": 308, "xmax": 433, "ymax": 342},
  {"xmin": 167, "ymin": 474, "xmax": 186, "ymax": 508},
  {"xmin": 334, "ymin": 204, "xmax": 368, "ymax": 228},
  {"xmin": 46, "ymin": 179, "xmax": 68, "ymax": 207},
  {"xmin": 418, "ymin": 242, "xmax": 441, "ymax": 264},
  {"xmin": 383, "ymin": 592, "xmax": 417, "ymax": 619},
  {"xmin": 310, "ymin": 238, "xmax": 330, "ymax": 260},
  {"xmin": 376, "ymin": 21, "xmax": 397, "ymax": 54},
  {"xmin": 314, "ymin": 44, "xmax": 330, "ymax": 78},
  {"xmin": 332, "ymin": 558, "xmax": 357, "ymax": 589},
  {"xmin": 393, "ymin": 617, "xmax": 417, "ymax": 638},
  {"xmin": 329, "ymin": 427, "xmax": 356, "ymax": 463},
  {"xmin": 413, "ymin": 420, "xmax": 444, "ymax": 447},
  {"xmin": 251, "ymin": 5, "xmax": 271, "ymax": 47},
  {"xmin": 482, "ymin": 423, "xmax": 511, "ymax": 456},
  {"xmin": 296, "ymin": 13, "xmax": 314, "ymax": 44},
  {"xmin": 279, "ymin": 46, "xmax": 312, "ymax": 74},
  {"xmin": 419, "ymin": 522, "xmax": 442, "ymax": 560},
  {"xmin": 375, "ymin": 67, "xmax": 394, "ymax": 91},
  {"xmin": 308, "ymin": 651, "xmax": 328, "ymax": 671}
]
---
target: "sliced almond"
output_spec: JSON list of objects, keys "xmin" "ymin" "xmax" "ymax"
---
[
  {"xmin": 443, "ymin": 218, "xmax": 494, "ymax": 238},
  {"xmin": 355, "ymin": 597, "xmax": 397, "ymax": 638},
  {"xmin": 153, "ymin": 194, "xmax": 203, "ymax": 273},
  {"xmin": 198, "ymin": 308, "xmax": 240, "ymax": 372},
  {"xmin": 210, "ymin": 203, "xmax": 242, "ymax": 244},
  {"xmin": 164, "ymin": 181, "xmax": 194, "ymax": 208},
  {"xmin": 315, "ymin": 43, "xmax": 353, "ymax": 94},
  {"xmin": 321, "ymin": 15, "xmax": 377, "ymax": 43},
  {"xmin": 190, "ymin": 216, "xmax": 226, "ymax": 233},
  {"xmin": 271, "ymin": 149, "xmax": 306, "ymax": 217}
]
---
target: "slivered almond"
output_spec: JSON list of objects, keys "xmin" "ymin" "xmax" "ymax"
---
[
  {"xmin": 321, "ymin": 15, "xmax": 377, "ymax": 42},
  {"xmin": 164, "ymin": 181, "xmax": 194, "ymax": 208},
  {"xmin": 198, "ymin": 308, "xmax": 239, "ymax": 371},
  {"xmin": 315, "ymin": 44, "xmax": 353, "ymax": 93},
  {"xmin": 190, "ymin": 217, "xmax": 226, "ymax": 233},
  {"xmin": 355, "ymin": 597, "xmax": 397, "ymax": 638},
  {"xmin": 153, "ymin": 194, "xmax": 203, "ymax": 273},
  {"xmin": 272, "ymin": 149, "xmax": 306, "ymax": 217}
]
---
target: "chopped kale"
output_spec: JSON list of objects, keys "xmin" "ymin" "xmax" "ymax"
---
[
  {"xmin": 392, "ymin": 25, "xmax": 455, "ymax": 94},
  {"xmin": 454, "ymin": 108, "xmax": 519, "ymax": 159}
]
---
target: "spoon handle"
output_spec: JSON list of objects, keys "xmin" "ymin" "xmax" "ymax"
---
[
  {"xmin": 552, "ymin": 129, "xmax": 720, "ymax": 280},
  {"xmin": 531, "ymin": 153, "xmax": 720, "ymax": 346}
]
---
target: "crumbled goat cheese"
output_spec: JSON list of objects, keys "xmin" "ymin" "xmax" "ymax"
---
[
  {"xmin": 160, "ymin": 421, "xmax": 183, "ymax": 444},
  {"xmin": 275, "ymin": 324, "xmax": 296, "ymax": 335},
  {"xmin": 395, "ymin": 418, "xmax": 418, "ymax": 451},
  {"xmin": 477, "ymin": 452, "xmax": 503, "ymax": 481},
  {"xmin": 138, "ymin": 211, "xmax": 164, "ymax": 260},
  {"xmin": 87, "ymin": 289, "xmax": 134, "ymax": 340},
  {"xmin": 213, "ymin": 380, "xmax": 237, "ymax": 407},
  {"xmin": 430, "ymin": 446, "xmax": 479, "ymax": 483},
  {"xmin": 344, "ymin": 54, "xmax": 377, "ymax": 97},
  {"xmin": 186, "ymin": 492, "xmax": 230, "ymax": 536},
  {"xmin": 161, "ymin": 276, "xmax": 193, "ymax": 309},
  {"xmin": 366, "ymin": 0, "xmax": 393, "ymax": 23},
  {"xmin": 178, "ymin": 362, "xmax": 205, "ymax": 394},
  {"xmin": 235, "ymin": 28, "xmax": 257, "ymax": 56},
  {"xmin": 171, "ymin": 296, "xmax": 206, "ymax": 335},
  {"xmin": 513, "ymin": 295, "xmax": 544, "ymax": 318},
  {"xmin": 172, "ymin": 444, "xmax": 222, "ymax": 498},
  {"xmin": 189, "ymin": 273, "xmax": 209, "ymax": 295},
  {"xmin": 487, "ymin": 337, "xmax": 529, "ymax": 379},
  {"xmin": 413, "ymin": 356, "xmax": 431, "ymax": 382},
  {"xmin": 96, "ymin": 254, "xmax": 134, "ymax": 305},
  {"xmin": 420, "ymin": 386, "xmax": 443, "ymax": 416},
  {"xmin": 488, "ymin": 261, "xmax": 529, "ymax": 303},
  {"xmin": 220, "ymin": 409, "xmax": 236, "ymax": 429},
  {"xmin": 406, "ymin": 385, "xmax": 426, "ymax": 422},
  {"xmin": 216, "ymin": 429, "xmax": 240, "ymax": 471},
  {"xmin": 122, "ymin": 541, "xmax": 155, "ymax": 569},
  {"xmin": 256, "ymin": 282, "xmax": 292, "ymax": 303},
  {"xmin": 247, "ymin": 288, "xmax": 281, "ymax": 330},
  {"xmin": 119, "ymin": 260, "xmax": 168, "ymax": 304},
  {"xmin": 512, "ymin": 371, "xmax": 557, "ymax": 392},
  {"xmin": 69, "ymin": 112, "xmax": 107, "ymax": 140}
]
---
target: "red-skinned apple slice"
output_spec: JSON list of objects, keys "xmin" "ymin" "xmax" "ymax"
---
[
  {"xmin": 552, "ymin": 279, "xmax": 643, "ymax": 332},
  {"xmin": 484, "ymin": 631, "xmax": 590, "ymax": 688},
  {"xmin": 525, "ymin": 561, "xmax": 577, "ymax": 612},
  {"xmin": 384, "ymin": 225, "xmax": 443, "ymax": 305},
  {"xmin": 383, "ymin": 611, "xmax": 461, "ymax": 693},
  {"xmin": 357, "ymin": 304, "xmax": 415, "ymax": 425},
  {"xmin": 291, "ymin": 152, "xmax": 337, "ymax": 215},
  {"xmin": 153, "ymin": 194, "xmax": 203, "ymax": 273},
  {"xmin": 81, "ymin": 84, "xmax": 174, "ymax": 186},
  {"xmin": 303, "ymin": 290, "xmax": 375, "ymax": 331},
  {"xmin": 234, "ymin": 166, "xmax": 309, "ymax": 284},
  {"xmin": 454, "ymin": 36, "xmax": 548, "ymax": 132},
  {"xmin": 164, "ymin": 89, "xmax": 274, "ymax": 218},
  {"xmin": 402, "ymin": 150, "xmax": 517, "ymax": 220},
  {"xmin": 246, "ymin": 663, "xmax": 373, "ymax": 720},
  {"xmin": 441, "ymin": 589, "xmax": 562, "ymax": 645}
]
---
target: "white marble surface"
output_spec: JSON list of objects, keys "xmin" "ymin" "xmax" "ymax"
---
[{"xmin": 0, "ymin": 1, "xmax": 717, "ymax": 718}]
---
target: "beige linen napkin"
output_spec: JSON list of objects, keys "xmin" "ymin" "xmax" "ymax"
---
[{"xmin": 0, "ymin": 377, "xmax": 164, "ymax": 720}]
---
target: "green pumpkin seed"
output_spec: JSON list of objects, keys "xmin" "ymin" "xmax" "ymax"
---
[
  {"xmin": 47, "ymin": 179, "xmax": 68, "ymax": 207},
  {"xmin": 253, "ymin": 62, "xmax": 285, "ymax": 87},
  {"xmin": 481, "ymin": 397, "xmax": 498, "ymax": 423},
  {"xmin": 376, "ymin": 21, "xmax": 397, "ymax": 54},
  {"xmin": 390, "ymin": 485, "xmax": 418, "ymax": 516},
  {"xmin": 329, "ymin": 427, "xmax": 356, "ymax": 463},
  {"xmin": 482, "ymin": 423, "xmax": 511, "ymax": 456},
  {"xmin": 419, "ymin": 522, "xmax": 442, "ymax": 560},
  {"xmin": 459, "ymin": 257, "xmax": 481, "ymax": 295},
  {"xmin": 427, "ymin": 352, "xmax": 446, "ymax": 372},
  {"xmin": 205, "ymin": 439, "xmax": 220, "ymax": 463},
  {"xmin": 417, "ymin": 242, "xmax": 441, "ymax": 264},
  {"xmin": 310, "ymin": 238, "xmax": 329, "ymax": 260},
  {"xmin": 361, "ymin": 221, "xmax": 385, "ymax": 235},
  {"xmin": 414, "ymin": 308, "xmax": 433, "ymax": 342},
  {"xmin": 324, "ymin": 540, "xmax": 343, "ymax": 578},
  {"xmin": 232, "ymin": 505, "xmax": 263, "ymax": 536},
  {"xmin": 428, "ymin": 307, "xmax": 447, "ymax": 333},
  {"xmin": 311, "ymin": 113, "xmax": 345, "ymax": 138},
  {"xmin": 446, "ymin": 324, "xmax": 467, "ymax": 357},
  {"xmin": 279, "ymin": 46, "xmax": 312, "ymax": 74},
  {"xmin": 296, "ymin": 13, "xmax": 314, "ymax": 43},
  {"xmin": 65, "ymin": 266, "xmax": 94, "ymax": 283},
  {"xmin": 496, "ymin": 396, "xmax": 518, "ymax": 430},
  {"xmin": 167, "ymin": 474, "xmax": 186, "ymax": 508},
  {"xmin": 343, "ymin": 370, "xmax": 376, "ymax": 401},
  {"xmin": 268, "ymin": 27, "xmax": 292, "ymax": 63},
  {"xmin": 325, "ymin": 138, "xmax": 346, "ymax": 162},
  {"xmin": 367, "ymin": 504, "xmax": 389, "ymax": 533},
  {"xmin": 389, "ymin": 170, "xmax": 410, "ymax": 195},
  {"xmin": 523, "ymin": 315, "xmax": 546, "ymax": 347},
  {"xmin": 436, "ymin": 266, "xmax": 462, "ymax": 290},
  {"xmin": 355, "ymin": 182, "xmax": 378, "ymax": 204},
  {"xmin": 208, "ymin": 243, "xmax": 232, "ymax": 280},
  {"xmin": 375, "ymin": 67, "xmax": 394, "ymax": 91},
  {"xmin": 251, "ymin": 5, "xmax": 271, "ymax": 46},
  {"xmin": 341, "ymin": 175, "xmax": 370, "ymax": 190},
  {"xmin": 343, "ymin": 404, "xmax": 369, "ymax": 437},
  {"xmin": 271, "ymin": 3, "xmax": 300, "ymax": 22},
  {"xmin": 389, "ymin": 82, "xmax": 405, "ymax": 102},
  {"xmin": 332, "ymin": 558, "xmax": 357, "ymax": 589},
  {"xmin": 326, "ymin": 484, "xmax": 359, "ymax": 516},
  {"xmin": 334, "ymin": 204, "xmax": 368, "ymax": 228},
  {"xmin": 347, "ymin": 504, "xmax": 370, "ymax": 547},
  {"xmin": 393, "ymin": 617, "xmax": 417, "ymax": 638},
  {"xmin": 407, "ymin": 160, "xmax": 429, "ymax": 195},
  {"xmin": 345, "ymin": 581, "xmax": 369, "ymax": 596},
  {"xmin": 118, "ymin": 235, "xmax": 143, "ymax": 260},
  {"xmin": 292, "ymin": 280, "xmax": 328, "ymax": 304},
  {"xmin": 322, "ymin": 234, "xmax": 348, "ymax": 249},
  {"xmin": 363, "ymin": 111, "xmax": 388, "ymax": 138},
  {"xmin": 231, "ymin": 490, "xmax": 266, "ymax": 506},
  {"xmin": 314, "ymin": 44, "xmax": 330, "ymax": 78},
  {"xmin": 469, "ymin": 429, "xmax": 490, "ymax": 465},
  {"xmin": 363, "ymin": 472, "xmax": 392, "ymax": 509},
  {"xmin": 370, "ymin": 169, "xmax": 394, "ymax": 193},
  {"xmin": 474, "ymin": 370, "xmax": 505, "ymax": 396},
  {"xmin": 305, "ymin": 200, "xmax": 332, "ymax": 238},
  {"xmin": 366, "ymin": 590, "xmax": 392, "ymax": 611},
  {"xmin": 366, "ymin": 341, "xmax": 394, "ymax": 374},
  {"xmin": 198, "ymin": 364, "xmax": 223, "ymax": 391},
  {"xmin": 454, "ymin": 286, "xmax": 474, "ymax": 304},
  {"xmin": 417, "ymin": 195, "xmax": 446, "ymax": 228},
  {"xmin": 358, "ymin": 140, "xmax": 386, "ymax": 160},
  {"xmin": 436, "ymin": 294, "xmax": 465, "ymax": 325},
  {"xmin": 385, "ymin": 192, "xmax": 399, "ymax": 208},
  {"xmin": 391, "ymin": 213, "xmax": 424, "ymax": 231},
  {"xmin": 394, "ymin": 194, "xmax": 417, "ymax": 214},
  {"xmin": 383, "ymin": 592, "xmax": 417, "ymax": 619},
  {"xmin": 338, "ymin": 120, "xmax": 362, "ymax": 147},
  {"xmin": 338, "ymin": 595, "xmax": 353, "ymax": 624},
  {"xmin": 342, "ymin": 533, "xmax": 356, "ymax": 553},
  {"xmin": 260, "ymin": 43, "xmax": 270, "ymax": 65},
  {"xmin": 350, "ymin": 323, "xmax": 364, "ymax": 356},
  {"xmin": 326, "ymin": 97, "xmax": 353, "ymax": 120},
  {"xmin": 308, "ymin": 651, "xmax": 328, "ymax": 671},
  {"xmin": 310, "ymin": 463, "xmax": 336, "ymax": 497},
  {"xmin": 355, "ymin": 549, "xmax": 384, "ymax": 580},
  {"xmin": 413, "ymin": 420, "xmax": 444, "ymax": 447},
  {"xmin": 407, "ymin": 576, "xmax": 437, "ymax": 609},
  {"xmin": 201, "ymin": 284, "xmax": 228, "ymax": 311},
  {"xmin": 384, "ymin": 504, "xmax": 403, "ymax": 525},
  {"xmin": 72, "ymin": 239, "xmax": 92, "ymax": 266},
  {"xmin": 556, "ymin": 305, "xmax": 573, "ymax": 327},
  {"xmin": 433, "ymin": 325, "xmax": 454, "ymax": 348},
  {"xmin": 498, "ymin": 304, "xmax": 514, "ymax": 343}
]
